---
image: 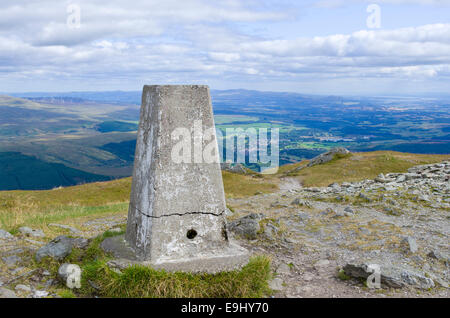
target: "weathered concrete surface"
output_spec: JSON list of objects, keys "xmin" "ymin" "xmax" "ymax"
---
[
  {"xmin": 102, "ymin": 235, "xmax": 249, "ymax": 274},
  {"xmin": 116, "ymin": 85, "xmax": 248, "ymax": 272}
]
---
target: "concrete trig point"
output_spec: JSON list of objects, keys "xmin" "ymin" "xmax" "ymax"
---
[{"xmin": 102, "ymin": 85, "xmax": 249, "ymax": 273}]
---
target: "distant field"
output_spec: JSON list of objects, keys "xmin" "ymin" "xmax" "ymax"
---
[{"xmin": 214, "ymin": 115, "xmax": 259, "ymax": 124}]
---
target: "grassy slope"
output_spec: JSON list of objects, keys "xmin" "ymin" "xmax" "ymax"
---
[
  {"xmin": 1, "ymin": 151, "xmax": 448, "ymax": 233},
  {"xmin": 279, "ymin": 151, "xmax": 449, "ymax": 187}
]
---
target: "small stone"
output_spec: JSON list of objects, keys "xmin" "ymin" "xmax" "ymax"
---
[
  {"xmin": 18, "ymin": 227, "xmax": 45, "ymax": 238},
  {"xmin": 15, "ymin": 284, "xmax": 31, "ymax": 293},
  {"xmin": 427, "ymin": 250, "xmax": 444, "ymax": 260},
  {"xmin": 109, "ymin": 228, "xmax": 122, "ymax": 233},
  {"xmin": 33, "ymin": 290, "xmax": 49, "ymax": 298},
  {"xmin": 0, "ymin": 229, "xmax": 13, "ymax": 240},
  {"xmin": 344, "ymin": 207, "xmax": 354, "ymax": 214},
  {"xmin": 359, "ymin": 227, "xmax": 371, "ymax": 235},
  {"xmin": 302, "ymin": 272, "xmax": 315, "ymax": 282},
  {"xmin": 0, "ymin": 287, "xmax": 18, "ymax": 298},
  {"xmin": 44, "ymin": 279, "xmax": 57, "ymax": 288},
  {"xmin": 269, "ymin": 277, "xmax": 284, "ymax": 291},
  {"xmin": 358, "ymin": 193, "xmax": 372, "ymax": 202},
  {"xmin": 401, "ymin": 236, "xmax": 418, "ymax": 253},
  {"xmin": 314, "ymin": 259, "xmax": 330, "ymax": 272},
  {"xmin": 297, "ymin": 212, "xmax": 310, "ymax": 222},
  {"xmin": 88, "ymin": 280, "xmax": 101, "ymax": 291},
  {"xmin": 71, "ymin": 237, "xmax": 89, "ymax": 249},
  {"xmin": 276, "ymin": 263, "xmax": 291, "ymax": 275},
  {"xmin": 227, "ymin": 213, "xmax": 262, "ymax": 240},
  {"xmin": 2, "ymin": 255, "xmax": 22, "ymax": 267},
  {"xmin": 35, "ymin": 235, "xmax": 73, "ymax": 262}
]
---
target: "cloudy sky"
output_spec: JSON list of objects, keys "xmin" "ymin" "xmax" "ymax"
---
[{"xmin": 1, "ymin": 0, "xmax": 450, "ymax": 95}]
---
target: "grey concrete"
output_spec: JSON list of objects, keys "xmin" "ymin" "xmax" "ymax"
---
[
  {"xmin": 102, "ymin": 235, "xmax": 249, "ymax": 274},
  {"xmin": 118, "ymin": 85, "xmax": 248, "ymax": 272}
]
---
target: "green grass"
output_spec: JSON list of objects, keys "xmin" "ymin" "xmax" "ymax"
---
[
  {"xmin": 80, "ymin": 255, "xmax": 272, "ymax": 298},
  {"xmin": 337, "ymin": 269, "xmax": 351, "ymax": 281},
  {"xmin": 33, "ymin": 229, "xmax": 272, "ymax": 298},
  {"xmin": 0, "ymin": 177, "xmax": 131, "ymax": 232},
  {"xmin": 222, "ymin": 171, "xmax": 278, "ymax": 198}
]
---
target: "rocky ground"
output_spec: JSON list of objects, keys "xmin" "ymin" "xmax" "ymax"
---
[
  {"xmin": 0, "ymin": 160, "xmax": 448, "ymax": 298},
  {"xmin": 0, "ymin": 215, "xmax": 126, "ymax": 298},
  {"xmin": 226, "ymin": 160, "xmax": 449, "ymax": 298}
]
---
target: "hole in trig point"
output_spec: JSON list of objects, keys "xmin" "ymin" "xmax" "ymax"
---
[{"xmin": 186, "ymin": 229, "xmax": 197, "ymax": 240}]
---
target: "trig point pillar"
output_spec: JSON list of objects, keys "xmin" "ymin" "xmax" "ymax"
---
[{"xmin": 103, "ymin": 85, "xmax": 249, "ymax": 273}]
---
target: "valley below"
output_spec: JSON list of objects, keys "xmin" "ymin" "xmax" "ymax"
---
[{"xmin": 0, "ymin": 90, "xmax": 449, "ymax": 190}]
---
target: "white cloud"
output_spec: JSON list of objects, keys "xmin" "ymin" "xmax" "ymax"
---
[{"xmin": 0, "ymin": 0, "xmax": 449, "ymax": 94}]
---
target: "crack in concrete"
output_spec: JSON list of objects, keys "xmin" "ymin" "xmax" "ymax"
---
[{"xmin": 130, "ymin": 203, "xmax": 224, "ymax": 219}]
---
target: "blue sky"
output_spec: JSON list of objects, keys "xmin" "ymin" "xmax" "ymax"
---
[{"xmin": 1, "ymin": 0, "xmax": 449, "ymax": 95}]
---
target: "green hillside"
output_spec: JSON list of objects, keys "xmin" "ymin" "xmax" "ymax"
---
[{"xmin": 0, "ymin": 152, "xmax": 111, "ymax": 191}]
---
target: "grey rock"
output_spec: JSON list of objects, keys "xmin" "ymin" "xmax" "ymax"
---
[
  {"xmin": 0, "ymin": 287, "xmax": 18, "ymax": 298},
  {"xmin": 33, "ymin": 290, "xmax": 49, "ymax": 298},
  {"xmin": 319, "ymin": 208, "xmax": 334, "ymax": 217},
  {"xmin": 344, "ymin": 207, "xmax": 354, "ymax": 214},
  {"xmin": 71, "ymin": 237, "xmax": 89, "ymax": 249},
  {"xmin": 35, "ymin": 235, "xmax": 73, "ymax": 262},
  {"xmin": 297, "ymin": 212, "xmax": 310, "ymax": 222},
  {"xmin": 44, "ymin": 279, "xmax": 58, "ymax": 288},
  {"xmin": 0, "ymin": 229, "xmax": 13, "ymax": 240},
  {"xmin": 264, "ymin": 223, "xmax": 278, "ymax": 240},
  {"xmin": 2, "ymin": 255, "xmax": 21, "ymax": 266},
  {"xmin": 24, "ymin": 238, "xmax": 45, "ymax": 246},
  {"xmin": 343, "ymin": 263, "xmax": 434, "ymax": 289},
  {"xmin": 276, "ymin": 263, "xmax": 291, "ymax": 275},
  {"xmin": 227, "ymin": 213, "xmax": 262, "ymax": 240},
  {"xmin": 307, "ymin": 147, "xmax": 350, "ymax": 167},
  {"xmin": 269, "ymin": 277, "xmax": 284, "ymax": 291},
  {"xmin": 401, "ymin": 271, "xmax": 434, "ymax": 289},
  {"xmin": 15, "ymin": 284, "xmax": 31, "ymax": 293},
  {"xmin": 401, "ymin": 236, "xmax": 418, "ymax": 253},
  {"xmin": 314, "ymin": 259, "xmax": 331, "ymax": 272},
  {"xmin": 427, "ymin": 250, "xmax": 445, "ymax": 261},
  {"xmin": 18, "ymin": 227, "xmax": 45, "ymax": 238},
  {"xmin": 383, "ymin": 206, "xmax": 402, "ymax": 216},
  {"xmin": 291, "ymin": 198, "xmax": 312, "ymax": 208},
  {"xmin": 358, "ymin": 192, "xmax": 372, "ymax": 202}
]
